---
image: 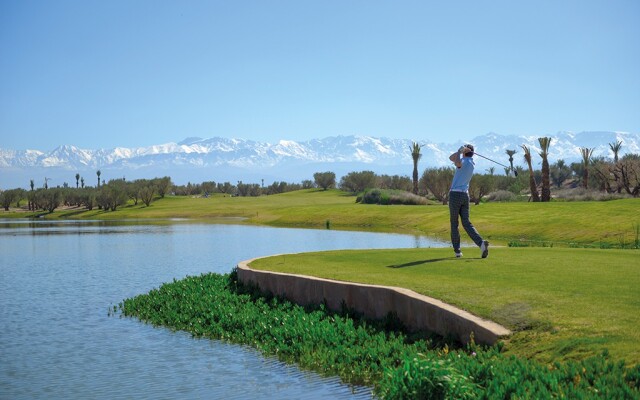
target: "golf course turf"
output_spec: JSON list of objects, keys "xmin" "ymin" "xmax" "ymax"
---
[
  {"xmin": 248, "ymin": 247, "xmax": 640, "ymax": 366},
  {"xmin": 5, "ymin": 190, "xmax": 640, "ymax": 367}
]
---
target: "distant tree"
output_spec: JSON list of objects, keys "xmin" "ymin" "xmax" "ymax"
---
[
  {"xmin": 420, "ymin": 167, "xmax": 454, "ymax": 205},
  {"xmin": 469, "ymin": 174, "xmax": 495, "ymax": 205},
  {"xmin": 28, "ymin": 179, "xmax": 35, "ymax": 210},
  {"xmin": 339, "ymin": 171, "xmax": 376, "ymax": 194},
  {"xmin": 301, "ymin": 180, "xmax": 314, "ymax": 189},
  {"xmin": 217, "ymin": 182, "xmax": 235, "ymax": 195},
  {"xmin": 201, "ymin": 181, "xmax": 217, "ymax": 195},
  {"xmin": 612, "ymin": 154, "xmax": 640, "ymax": 196},
  {"xmin": 236, "ymin": 181, "xmax": 261, "ymax": 197},
  {"xmin": 97, "ymin": 180, "xmax": 128, "ymax": 211},
  {"xmin": 265, "ymin": 181, "xmax": 286, "ymax": 195},
  {"xmin": 550, "ymin": 159, "xmax": 572, "ymax": 188},
  {"xmin": 313, "ymin": 172, "xmax": 336, "ymax": 191},
  {"xmin": 590, "ymin": 157, "xmax": 614, "ymax": 192},
  {"xmin": 75, "ymin": 173, "xmax": 80, "ymax": 188},
  {"xmin": 506, "ymin": 149, "xmax": 517, "ymax": 172},
  {"xmin": 35, "ymin": 187, "xmax": 63, "ymax": 213},
  {"xmin": 410, "ymin": 142, "xmax": 423, "ymax": 195},
  {"xmin": 538, "ymin": 137, "xmax": 552, "ymax": 201},
  {"xmin": 377, "ymin": 174, "xmax": 412, "ymax": 192},
  {"xmin": 127, "ymin": 180, "xmax": 141, "ymax": 205},
  {"xmin": 96, "ymin": 170, "xmax": 101, "ymax": 188},
  {"xmin": 83, "ymin": 188, "xmax": 96, "ymax": 210},
  {"xmin": 1, "ymin": 189, "xmax": 20, "ymax": 211},
  {"xmin": 154, "ymin": 177, "xmax": 172, "ymax": 198},
  {"xmin": 609, "ymin": 140, "xmax": 623, "ymax": 163},
  {"xmin": 139, "ymin": 184, "xmax": 155, "ymax": 207},
  {"xmin": 520, "ymin": 144, "xmax": 540, "ymax": 202},
  {"xmin": 579, "ymin": 147, "xmax": 594, "ymax": 189},
  {"xmin": 14, "ymin": 188, "xmax": 25, "ymax": 208},
  {"xmin": 80, "ymin": 177, "xmax": 85, "ymax": 188}
]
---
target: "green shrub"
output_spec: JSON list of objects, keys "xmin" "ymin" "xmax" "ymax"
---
[
  {"xmin": 554, "ymin": 188, "xmax": 629, "ymax": 201},
  {"xmin": 486, "ymin": 190, "xmax": 518, "ymax": 202},
  {"xmin": 359, "ymin": 189, "xmax": 427, "ymax": 205}
]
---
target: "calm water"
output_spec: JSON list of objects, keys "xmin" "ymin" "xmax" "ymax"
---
[{"xmin": 0, "ymin": 219, "xmax": 448, "ymax": 399}]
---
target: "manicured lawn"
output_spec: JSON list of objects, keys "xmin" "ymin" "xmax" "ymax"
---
[
  {"xmin": 249, "ymin": 247, "xmax": 640, "ymax": 365},
  {"xmin": 7, "ymin": 189, "xmax": 640, "ymax": 248}
]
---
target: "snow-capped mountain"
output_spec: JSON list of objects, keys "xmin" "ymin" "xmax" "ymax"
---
[{"xmin": 1, "ymin": 131, "xmax": 638, "ymax": 189}]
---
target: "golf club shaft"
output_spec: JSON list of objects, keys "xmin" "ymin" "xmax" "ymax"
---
[
  {"xmin": 474, "ymin": 152, "xmax": 510, "ymax": 169},
  {"xmin": 474, "ymin": 152, "xmax": 518, "ymax": 176}
]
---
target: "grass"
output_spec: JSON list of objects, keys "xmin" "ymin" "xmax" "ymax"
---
[
  {"xmin": 249, "ymin": 247, "xmax": 640, "ymax": 366},
  {"xmin": 5, "ymin": 189, "xmax": 640, "ymax": 366},
  {"xmin": 5, "ymin": 189, "xmax": 640, "ymax": 247}
]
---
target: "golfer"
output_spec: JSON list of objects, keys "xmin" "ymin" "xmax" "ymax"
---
[{"xmin": 448, "ymin": 144, "xmax": 489, "ymax": 258}]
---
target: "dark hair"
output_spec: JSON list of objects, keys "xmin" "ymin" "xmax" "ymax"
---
[{"xmin": 464, "ymin": 144, "xmax": 474, "ymax": 157}]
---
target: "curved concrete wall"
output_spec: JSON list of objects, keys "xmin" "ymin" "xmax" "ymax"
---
[{"xmin": 237, "ymin": 257, "xmax": 510, "ymax": 346}]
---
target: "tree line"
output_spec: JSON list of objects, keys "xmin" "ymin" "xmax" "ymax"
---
[
  {"xmin": 410, "ymin": 137, "xmax": 639, "ymax": 203},
  {"xmin": 0, "ymin": 177, "xmax": 171, "ymax": 213},
  {"xmin": 1, "ymin": 138, "xmax": 638, "ymax": 213}
]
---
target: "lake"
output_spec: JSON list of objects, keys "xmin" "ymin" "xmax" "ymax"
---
[{"xmin": 0, "ymin": 219, "xmax": 448, "ymax": 399}]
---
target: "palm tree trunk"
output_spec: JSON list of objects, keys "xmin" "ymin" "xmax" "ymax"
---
[
  {"xmin": 410, "ymin": 142, "xmax": 422, "ymax": 195},
  {"xmin": 541, "ymin": 157, "xmax": 550, "ymax": 201},
  {"xmin": 412, "ymin": 161, "xmax": 419, "ymax": 195},
  {"xmin": 521, "ymin": 145, "xmax": 540, "ymax": 202},
  {"xmin": 538, "ymin": 137, "xmax": 552, "ymax": 202}
]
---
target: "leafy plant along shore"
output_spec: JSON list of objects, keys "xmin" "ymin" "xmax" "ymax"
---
[{"xmin": 117, "ymin": 272, "xmax": 640, "ymax": 399}]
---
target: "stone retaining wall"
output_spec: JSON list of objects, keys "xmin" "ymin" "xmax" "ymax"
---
[{"xmin": 237, "ymin": 256, "xmax": 511, "ymax": 346}]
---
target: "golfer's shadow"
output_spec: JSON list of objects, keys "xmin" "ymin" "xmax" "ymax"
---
[{"xmin": 386, "ymin": 258, "xmax": 450, "ymax": 268}]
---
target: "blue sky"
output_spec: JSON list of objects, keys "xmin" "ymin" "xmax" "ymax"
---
[{"xmin": 1, "ymin": 0, "xmax": 639, "ymax": 151}]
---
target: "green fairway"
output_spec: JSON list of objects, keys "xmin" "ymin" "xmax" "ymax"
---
[
  {"xmin": 249, "ymin": 247, "xmax": 640, "ymax": 365},
  {"xmin": 7, "ymin": 189, "xmax": 640, "ymax": 248}
]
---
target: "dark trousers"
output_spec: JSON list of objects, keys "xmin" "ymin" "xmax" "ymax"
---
[{"xmin": 449, "ymin": 191, "xmax": 483, "ymax": 251}]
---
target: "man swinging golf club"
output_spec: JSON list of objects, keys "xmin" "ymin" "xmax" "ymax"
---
[{"xmin": 448, "ymin": 144, "xmax": 489, "ymax": 258}]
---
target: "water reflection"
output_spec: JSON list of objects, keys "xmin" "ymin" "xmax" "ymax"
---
[{"xmin": 0, "ymin": 220, "xmax": 448, "ymax": 399}]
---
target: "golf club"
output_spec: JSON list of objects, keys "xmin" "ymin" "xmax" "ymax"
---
[{"xmin": 474, "ymin": 152, "xmax": 518, "ymax": 177}]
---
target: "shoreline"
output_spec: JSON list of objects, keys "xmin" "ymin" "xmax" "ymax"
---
[{"xmin": 237, "ymin": 255, "xmax": 511, "ymax": 346}]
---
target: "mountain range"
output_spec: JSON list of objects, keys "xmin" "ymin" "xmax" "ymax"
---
[{"xmin": 1, "ymin": 131, "xmax": 638, "ymax": 189}]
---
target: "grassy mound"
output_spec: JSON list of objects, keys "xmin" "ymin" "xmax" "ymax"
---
[{"xmin": 249, "ymin": 247, "xmax": 640, "ymax": 366}]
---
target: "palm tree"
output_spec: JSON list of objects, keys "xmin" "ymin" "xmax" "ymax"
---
[
  {"xmin": 81, "ymin": 177, "xmax": 85, "ymax": 188},
  {"xmin": 96, "ymin": 170, "xmax": 101, "ymax": 188},
  {"xmin": 579, "ymin": 147, "xmax": 594, "ymax": 189},
  {"xmin": 506, "ymin": 149, "xmax": 517, "ymax": 171},
  {"xmin": 75, "ymin": 173, "xmax": 80, "ymax": 189},
  {"xmin": 410, "ymin": 142, "xmax": 423, "ymax": 195},
  {"xmin": 609, "ymin": 140, "xmax": 623, "ymax": 163},
  {"xmin": 29, "ymin": 179, "xmax": 35, "ymax": 210},
  {"xmin": 521, "ymin": 145, "xmax": 540, "ymax": 202},
  {"xmin": 537, "ymin": 137, "xmax": 552, "ymax": 202}
]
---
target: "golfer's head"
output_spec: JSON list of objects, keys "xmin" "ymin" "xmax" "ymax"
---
[{"xmin": 464, "ymin": 144, "xmax": 474, "ymax": 157}]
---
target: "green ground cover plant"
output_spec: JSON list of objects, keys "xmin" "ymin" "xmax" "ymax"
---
[
  {"xmin": 250, "ymin": 247, "xmax": 640, "ymax": 366},
  {"xmin": 117, "ymin": 272, "xmax": 640, "ymax": 399}
]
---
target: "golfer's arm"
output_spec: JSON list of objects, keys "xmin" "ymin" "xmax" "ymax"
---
[{"xmin": 449, "ymin": 151, "xmax": 462, "ymax": 168}]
